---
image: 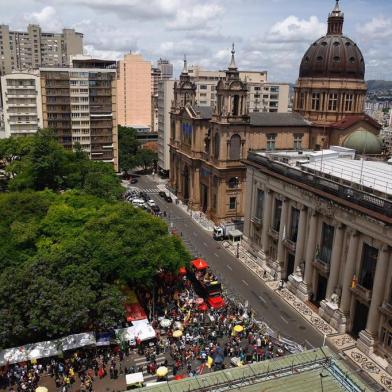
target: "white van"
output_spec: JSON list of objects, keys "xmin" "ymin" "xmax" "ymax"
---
[{"xmin": 132, "ymin": 198, "xmax": 145, "ymax": 207}]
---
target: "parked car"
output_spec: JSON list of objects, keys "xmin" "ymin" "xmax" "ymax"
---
[
  {"xmin": 158, "ymin": 191, "xmax": 166, "ymax": 198},
  {"xmin": 151, "ymin": 205, "xmax": 160, "ymax": 213},
  {"xmin": 164, "ymin": 195, "xmax": 173, "ymax": 203},
  {"xmin": 147, "ymin": 199, "xmax": 156, "ymax": 207},
  {"xmin": 139, "ymin": 192, "xmax": 149, "ymax": 201},
  {"xmin": 132, "ymin": 198, "xmax": 145, "ymax": 207},
  {"xmin": 130, "ymin": 178, "xmax": 138, "ymax": 184}
]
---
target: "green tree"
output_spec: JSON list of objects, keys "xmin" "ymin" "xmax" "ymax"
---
[
  {"xmin": 136, "ymin": 148, "xmax": 158, "ymax": 171},
  {"xmin": 118, "ymin": 126, "xmax": 140, "ymax": 172}
]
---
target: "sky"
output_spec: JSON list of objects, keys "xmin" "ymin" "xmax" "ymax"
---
[{"xmin": 0, "ymin": 0, "xmax": 391, "ymax": 82}]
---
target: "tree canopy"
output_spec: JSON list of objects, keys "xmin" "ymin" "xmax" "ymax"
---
[
  {"xmin": 0, "ymin": 191, "xmax": 190, "ymax": 348},
  {"xmin": 0, "ymin": 130, "xmax": 123, "ymax": 200},
  {"xmin": 118, "ymin": 126, "xmax": 157, "ymax": 172}
]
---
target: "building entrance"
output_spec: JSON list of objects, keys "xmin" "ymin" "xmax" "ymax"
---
[
  {"xmin": 183, "ymin": 166, "xmax": 190, "ymax": 202},
  {"xmin": 201, "ymin": 184, "xmax": 208, "ymax": 213},
  {"xmin": 286, "ymin": 253, "xmax": 295, "ymax": 281},
  {"xmin": 351, "ymin": 300, "xmax": 369, "ymax": 338},
  {"xmin": 315, "ymin": 274, "xmax": 328, "ymax": 305}
]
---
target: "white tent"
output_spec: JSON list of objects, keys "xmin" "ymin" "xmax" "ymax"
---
[
  {"xmin": 126, "ymin": 372, "xmax": 144, "ymax": 386},
  {"xmin": 116, "ymin": 320, "xmax": 156, "ymax": 344},
  {"xmin": 60, "ymin": 332, "xmax": 96, "ymax": 351}
]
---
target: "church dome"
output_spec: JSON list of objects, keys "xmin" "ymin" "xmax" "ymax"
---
[
  {"xmin": 299, "ymin": 1, "xmax": 365, "ymax": 80},
  {"xmin": 343, "ymin": 130, "xmax": 382, "ymax": 155}
]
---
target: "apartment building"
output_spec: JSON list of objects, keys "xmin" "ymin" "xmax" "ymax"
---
[
  {"xmin": 1, "ymin": 72, "xmax": 43, "ymax": 137},
  {"xmin": 40, "ymin": 67, "xmax": 118, "ymax": 170},
  {"xmin": 187, "ymin": 65, "xmax": 289, "ymax": 113},
  {"xmin": 0, "ymin": 24, "xmax": 83, "ymax": 75},
  {"xmin": 157, "ymin": 79, "xmax": 175, "ymax": 174},
  {"xmin": 117, "ymin": 53, "xmax": 151, "ymax": 129}
]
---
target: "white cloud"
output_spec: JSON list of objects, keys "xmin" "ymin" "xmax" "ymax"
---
[
  {"xmin": 24, "ymin": 6, "xmax": 62, "ymax": 31},
  {"xmin": 167, "ymin": 4, "xmax": 223, "ymax": 30},
  {"xmin": 268, "ymin": 15, "xmax": 325, "ymax": 43},
  {"xmin": 359, "ymin": 17, "xmax": 392, "ymax": 40}
]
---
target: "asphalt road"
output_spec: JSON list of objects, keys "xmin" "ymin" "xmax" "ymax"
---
[{"xmin": 132, "ymin": 175, "xmax": 324, "ymax": 349}]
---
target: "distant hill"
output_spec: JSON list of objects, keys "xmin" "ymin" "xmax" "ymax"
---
[{"xmin": 367, "ymin": 80, "xmax": 392, "ymax": 92}]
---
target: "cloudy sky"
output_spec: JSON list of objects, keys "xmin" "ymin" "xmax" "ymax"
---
[{"xmin": 1, "ymin": 0, "xmax": 391, "ymax": 82}]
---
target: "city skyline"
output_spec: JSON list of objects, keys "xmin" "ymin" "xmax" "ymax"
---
[{"xmin": 0, "ymin": 0, "xmax": 391, "ymax": 81}]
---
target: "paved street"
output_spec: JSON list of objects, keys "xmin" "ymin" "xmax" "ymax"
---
[{"xmin": 133, "ymin": 175, "xmax": 324, "ymax": 349}]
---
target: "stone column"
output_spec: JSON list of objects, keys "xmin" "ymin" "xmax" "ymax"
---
[
  {"xmin": 358, "ymin": 246, "xmax": 390, "ymax": 354},
  {"xmin": 339, "ymin": 230, "xmax": 359, "ymax": 315},
  {"xmin": 294, "ymin": 206, "xmax": 307, "ymax": 270},
  {"xmin": 277, "ymin": 198, "xmax": 289, "ymax": 265},
  {"xmin": 261, "ymin": 189, "xmax": 273, "ymax": 254},
  {"xmin": 193, "ymin": 168, "xmax": 201, "ymax": 209},
  {"xmin": 297, "ymin": 210, "xmax": 318, "ymax": 301},
  {"xmin": 325, "ymin": 224, "xmax": 345, "ymax": 300}
]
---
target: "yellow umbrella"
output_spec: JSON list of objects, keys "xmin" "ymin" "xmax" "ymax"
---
[
  {"xmin": 172, "ymin": 330, "xmax": 183, "ymax": 338},
  {"xmin": 36, "ymin": 387, "xmax": 49, "ymax": 392},
  {"xmin": 233, "ymin": 325, "xmax": 244, "ymax": 333},
  {"xmin": 156, "ymin": 366, "xmax": 168, "ymax": 377}
]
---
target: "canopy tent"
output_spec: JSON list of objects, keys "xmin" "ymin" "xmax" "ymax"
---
[
  {"xmin": 192, "ymin": 258, "xmax": 208, "ymax": 271},
  {"xmin": 96, "ymin": 332, "xmax": 114, "ymax": 347},
  {"xmin": 126, "ymin": 372, "xmax": 144, "ymax": 386},
  {"xmin": 125, "ymin": 303, "xmax": 147, "ymax": 322},
  {"xmin": 60, "ymin": 332, "xmax": 96, "ymax": 352},
  {"xmin": 0, "ymin": 340, "xmax": 61, "ymax": 366},
  {"xmin": 116, "ymin": 320, "xmax": 156, "ymax": 344}
]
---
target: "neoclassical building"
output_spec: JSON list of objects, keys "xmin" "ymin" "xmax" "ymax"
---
[
  {"xmin": 243, "ymin": 148, "xmax": 392, "ymax": 357},
  {"xmin": 293, "ymin": 0, "xmax": 381, "ymax": 149},
  {"xmin": 169, "ymin": 50, "xmax": 312, "ymax": 222}
]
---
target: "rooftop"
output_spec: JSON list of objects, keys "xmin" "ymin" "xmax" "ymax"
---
[
  {"xmin": 249, "ymin": 112, "xmax": 311, "ymax": 127},
  {"xmin": 142, "ymin": 348, "xmax": 371, "ymax": 392}
]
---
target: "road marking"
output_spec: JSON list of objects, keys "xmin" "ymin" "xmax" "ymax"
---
[
  {"xmin": 214, "ymin": 253, "xmax": 219, "ymax": 258},
  {"xmin": 226, "ymin": 265, "xmax": 233, "ymax": 271},
  {"xmin": 305, "ymin": 339, "xmax": 315, "ymax": 349},
  {"xmin": 203, "ymin": 242, "xmax": 208, "ymax": 247},
  {"xmin": 242, "ymin": 279, "xmax": 249, "ymax": 286},
  {"xmin": 258, "ymin": 295, "xmax": 266, "ymax": 304},
  {"xmin": 280, "ymin": 316, "xmax": 289, "ymax": 324}
]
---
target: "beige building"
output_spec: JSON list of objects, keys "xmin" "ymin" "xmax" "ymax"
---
[
  {"xmin": 1, "ymin": 72, "xmax": 43, "ymax": 137},
  {"xmin": 157, "ymin": 79, "xmax": 175, "ymax": 174},
  {"xmin": 243, "ymin": 148, "xmax": 392, "ymax": 358},
  {"xmin": 117, "ymin": 53, "xmax": 151, "ymax": 129},
  {"xmin": 187, "ymin": 64, "xmax": 289, "ymax": 113},
  {"xmin": 0, "ymin": 24, "xmax": 83, "ymax": 75},
  {"xmin": 169, "ymin": 53, "xmax": 311, "ymax": 222},
  {"xmin": 40, "ymin": 66, "xmax": 118, "ymax": 170}
]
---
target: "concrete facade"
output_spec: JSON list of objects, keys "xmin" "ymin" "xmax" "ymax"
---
[
  {"xmin": 40, "ymin": 67, "xmax": 118, "ymax": 170},
  {"xmin": 117, "ymin": 53, "xmax": 151, "ymax": 129},
  {"xmin": 243, "ymin": 149, "xmax": 392, "ymax": 357},
  {"xmin": 157, "ymin": 79, "xmax": 175, "ymax": 173},
  {"xmin": 0, "ymin": 24, "xmax": 83, "ymax": 75},
  {"xmin": 1, "ymin": 72, "xmax": 43, "ymax": 137}
]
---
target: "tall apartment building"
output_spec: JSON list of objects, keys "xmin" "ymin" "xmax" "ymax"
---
[
  {"xmin": 1, "ymin": 72, "xmax": 43, "ymax": 137},
  {"xmin": 187, "ymin": 65, "xmax": 289, "ymax": 113},
  {"xmin": 157, "ymin": 79, "xmax": 175, "ymax": 174},
  {"xmin": 157, "ymin": 59, "xmax": 173, "ymax": 80},
  {"xmin": 0, "ymin": 24, "xmax": 83, "ymax": 75},
  {"xmin": 117, "ymin": 53, "xmax": 151, "ymax": 129},
  {"xmin": 40, "ymin": 67, "xmax": 118, "ymax": 170}
]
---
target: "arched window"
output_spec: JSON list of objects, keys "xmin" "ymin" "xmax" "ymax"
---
[
  {"xmin": 232, "ymin": 95, "xmax": 240, "ymax": 116},
  {"xmin": 214, "ymin": 133, "xmax": 220, "ymax": 159},
  {"xmin": 229, "ymin": 134, "xmax": 241, "ymax": 160}
]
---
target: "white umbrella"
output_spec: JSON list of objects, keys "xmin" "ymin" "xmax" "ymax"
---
[{"xmin": 160, "ymin": 319, "xmax": 172, "ymax": 328}]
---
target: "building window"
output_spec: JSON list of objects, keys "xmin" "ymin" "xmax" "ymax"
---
[
  {"xmin": 289, "ymin": 208, "xmax": 300, "ymax": 242},
  {"xmin": 328, "ymin": 93, "xmax": 338, "ymax": 111},
  {"xmin": 255, "ymin": 189, "xmax": 264, "ymax": 219},
  {"xmin": 293, "ymin": 133, "xmax": 303, "ymax": 150},
  {"xmin": 272, "ymin": 199, "xmax": 282, "ymax": 232},
  {"xmin": 359, "ymin": 244, "xmax": 378, "ymax": 290},
  {"xmin": 299, "ymin": 92, "xmax": 305, "ymax": 109},
  {"xmin": 229, "ymin": 134, "xmax": 241, "ymax": 160},
  {"xmin": 311, "ymin": 93, "xmax": 320, "ymax": 110},
  {"xmin": 266, "ymin": 134, "xmax": 276, "ymax": 151},
  {"xmin": 345, "ymin": 94, "xmax": 353, "ymax": 111},
  {"xmin": 319, "ymin": 223, "xmax": 334, "ymax": 264},
  {"xmin": 213, "ymin": 133, "xmax": 220, "ymax": 159},
  {"xmin": 229, "ymin": 197, "xmax": 237, "ymax": 210},
  {"xmin": 199, "ymin": 85, "xmax": 207, "ymax": 90}
]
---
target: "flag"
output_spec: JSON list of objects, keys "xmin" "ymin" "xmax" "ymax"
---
[
  {"xmin": 207, "ymin": 356, "xmax": 213, "ymax": 369},
  {"xmin": 197, "ymin": 363, "xmax": 206, "ymax": 375}
]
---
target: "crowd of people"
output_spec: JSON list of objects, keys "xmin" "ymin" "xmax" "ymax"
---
[{"xmin": 0, "ymin": 269, "xmax": 289, "ymax": 392}]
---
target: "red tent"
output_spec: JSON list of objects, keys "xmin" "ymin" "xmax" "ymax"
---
[
  {"xmin": 175, "ymin": 374, "xmax": 187, "ymax": 380},
  {"xmin": 198, "ymin": 303, "xmax": 208, "ymax": 311},
  {"xmin": 192, "ymin": 258, "xmax": 208, "ymax": 271},
  {"xmin": 125, "ymin": 303, "xmax": 147, "ymax": 322}
]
